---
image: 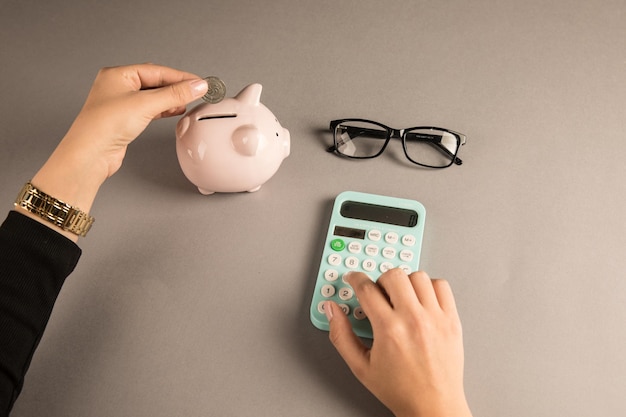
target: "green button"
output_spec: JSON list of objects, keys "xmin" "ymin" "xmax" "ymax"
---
[{"xmin": 330, "ymin": 238, "xmax": 346, "ymax": 251}]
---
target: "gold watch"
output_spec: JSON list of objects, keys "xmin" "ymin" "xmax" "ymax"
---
[{"xmin": 14, "ymin": 182, "xmax": 94, "ymax": 237}]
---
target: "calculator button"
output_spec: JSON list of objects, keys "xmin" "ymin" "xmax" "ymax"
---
[
  {"xmin": 338, "ymin": 287, "xmax": 354, "ymax": 301},
  {"xmin": 365, "ymin": 244, "xmax": 379, "ymax": 256},
  {"xmin": 368, "ymin": 230, "xmax": 382, "ymax": 241},
  {"xmin": 399, "ymin": 249, "xmax": 414, "ymax": 262},
  {"xmin": 317, "ymin": 301, "xmax": 327, "ymax": 315},
  {"xmin": 330, "ymin": 239, "xmax": 345, "ymax": 251},
  {"xmin": 382, "ymin": 247, "xmax": 396, "ymax": 259},
  {"xmin": 324, "ymin": 269, "xmax": 339, "ymax": 281},
  {"xmin": 362, "ymin": 259, "xmax": 377, "ymax": 272},
  {"xmin": 337, "ymin": 304, "xmax": 350, "ymax": 315},
  {"xmin": 402, "ymin": 234, "xmax": 416, "ymax": 246},
  {"xmin": 345, "ymin": 256, "xmax": 359, "ymax": 269},
  {"xmin": 399, "ymin": 265, "xmax": 412, "ymax": 274},
  {"xmin": 328, "ymin": 254, "xmax": 342, "ymax": 266},
  {"xmin": 321, "ymin": 284, "xmax": 336, "ymax": 298},
  {"xmin": 385, "ymin": 232, "xmax": 399, "ymax": 244},
  {"xmin": 347, "ymin": 241, "xmax": 362, "ymax": 253},
  {"xmin": 380, "ymin": 262, "xmax": 394, "ymax": 273},
  {"xmin": 353, "ymin": 306, "xmax": 367, "ymax": 320}
]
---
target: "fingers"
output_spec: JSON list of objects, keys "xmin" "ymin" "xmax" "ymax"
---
[
  {"xmin": 94, "ymin": 64, "xmax": 208, "ymax": 119},
  {"xmin": 325, "ymin": 301, "xmax": 370, "ymax": 379},
  {"xmin": 375, "ymin": 268, "xmax": 421, "ymax": 310},
  {"xmin": 142, "ymin": 78, "xmax": 208, "ymax": 118},
  {"xmin": 129, "ymin": 64, "xmax": 208, "ymax": 111},
  {"xmin": 351, "ymin": 268, "xmax": 455, "ymax": 314},
  {"xmin": 344, "ymin": 271, "xmax": 392, "ymax": 320},
  {"xmin": 431, "ymin": 278, "xmax": 459, "ymax": 316},
  {"xmin": 407, "ymin": 270, "xmax": 441, "ymax": 309},
  {"xmin": 124, "ymin": 63, "xmax": 204, "ymax": 90}
]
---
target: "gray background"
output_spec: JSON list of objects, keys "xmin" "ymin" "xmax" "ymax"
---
[{"xmin": 1, "ymin": 1, "xmax": 625, "ymax": 416}]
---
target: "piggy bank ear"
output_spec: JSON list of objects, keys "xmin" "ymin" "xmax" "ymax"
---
[{"xmin": 235, "ymin": 84, "xmax": 262, "ymax": 105}]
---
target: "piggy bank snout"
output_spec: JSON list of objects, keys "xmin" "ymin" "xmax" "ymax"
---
[
  {"xmin": 283, "ymin": 128, "xmax": 290, "ymax": 157},
  {"xmin": 232, "ymin": 125, "xmax": 261, "ymax": 156}
]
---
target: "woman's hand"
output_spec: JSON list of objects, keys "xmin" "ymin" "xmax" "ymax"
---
[
  {"xmin": 21, "ymin": 64, "xmax": 208, "ymax": 241},
  {"xmin": 325, "ymin": 269, "xmax": 472, "ymax": 417},
  {"xmin": 49, "ymin": 63, "xmax": 208, "ymax": 181}
]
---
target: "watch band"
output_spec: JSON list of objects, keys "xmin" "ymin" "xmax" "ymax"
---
[{"xmin": 14, "ymin": 182, "xmax": 94, "ymax": 237}]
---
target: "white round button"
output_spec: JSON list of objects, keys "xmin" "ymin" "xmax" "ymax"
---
[
  {"xmin": 317, "ymin": 301, "xmax": 327, "ymax": 315},
  {"xmin": 365, "ymin": 244, "xmax": 379, "ymax": 256},
  {"xmin": 337, "ymin": 304, "xmax": 350, "ymax": 315},
  {"xmin": 338, "ymin": 287, "xmax": 354, "ymax": 301},
  {"xmin": 368, "ymin": 230, "xmax": 382, "ymax": 241},
  {"xmin": 324, "ymin": 269, "xmax": 339, "ymax": 281},
  {"xmin": 385, "ymin": 232, "xmax": 399, "ymax": 244},
  {"xmin": 347, "ymin": 242, "xmax": 362, "ymax": 253},
  {"xmin": 399, "ymin": 249, "xmax": 414, "ymax": 262},
  {"xmin": 345, "ymin": 256, "xmax": 359, "ymax": 269},
  {"xmin": 380, "ymin": 262, "xmax": 394, "ymax": 273},
  {"xmin": 362, "ymin": 259, "xmax": 377, "ymax": 272},
  {"xmin": 321, "ymin": 284, "xmax": 335, "ymax": 298},
  {"xmin": 328, "ymin": 254, "xmax": 342, "ymax": 266},
  {"xmin": 402, "ymin": 234, "xmax": 416, "ymax": 246},
  {"xmin": 382, "ymin": 247, "xmax": 396, "ymax": 259},
  {"xmin": 399, "ymin": 264, "xmax": 412, "ymax": 274}
]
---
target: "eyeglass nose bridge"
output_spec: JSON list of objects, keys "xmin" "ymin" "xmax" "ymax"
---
[{"xmin": 390, "ymin": 128, "xmax": 404, "ymax": 139}]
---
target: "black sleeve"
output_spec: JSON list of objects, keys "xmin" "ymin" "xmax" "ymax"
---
[{"xmin": 0, "ymin": 211, "xmax": 81, "ymax": 416}]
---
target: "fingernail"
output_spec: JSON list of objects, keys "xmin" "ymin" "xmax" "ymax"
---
[
  {"xmin": 323, "ymin": 301, "xmax": 334, "ymax": 321},
  {"xmin": 189, "ymin": 78, "xmax": 208, "ymax": 96}
]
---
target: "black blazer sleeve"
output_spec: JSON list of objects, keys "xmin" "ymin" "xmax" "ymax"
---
[{"xmin": 0, "ymin": 211, "xmax": 81, "ymax": 416}]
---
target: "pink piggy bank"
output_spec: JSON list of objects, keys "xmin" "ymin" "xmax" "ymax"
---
[{"xmin": 176, "ymin": 83, "xmax": 290, "ymax": 195}]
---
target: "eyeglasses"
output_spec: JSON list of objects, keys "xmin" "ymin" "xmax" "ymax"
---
[{"xmin": 327, "ymin": 119, "xmax": 467, "ymax": 168}]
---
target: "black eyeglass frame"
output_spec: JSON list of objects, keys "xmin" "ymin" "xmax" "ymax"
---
[{"xmin": 327, "ymin": 118, "xmax": 466, "ymax": 168}]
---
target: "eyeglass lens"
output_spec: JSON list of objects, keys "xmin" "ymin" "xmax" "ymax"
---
[
  {"xmin": 334, "ymin": 120, "xmax": 388, "ymax": 158},
  {"xmin": 403, "ymin": 128, "xmax": 459, "ymax": 167},
  {"xmin": 334, "ymin": 120, "xmax": 460, "ymax": 167}
]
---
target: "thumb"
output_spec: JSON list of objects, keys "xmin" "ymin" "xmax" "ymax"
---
[
  {"xmin": 325, "ymin": 301, "xmax": 370, "ymax": 377},
  {"xmin": 144, "ymin": 78, "xmax": 208, "ymax": 118}
]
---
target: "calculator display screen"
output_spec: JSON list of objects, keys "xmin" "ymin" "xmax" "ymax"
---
[
  {"xmin": 334, "ymin": 226, "xmax": 366, "ymax": 239},
  {"xmin": 340, "ymin": 201, "xmax": 418, "ymax": 227}
]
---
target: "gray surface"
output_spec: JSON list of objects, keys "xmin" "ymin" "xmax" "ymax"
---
[{"xmin": 1, "ymin": 1, "xmax": 625, "ymax": 416}]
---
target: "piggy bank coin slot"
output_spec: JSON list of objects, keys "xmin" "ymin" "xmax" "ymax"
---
[{"xmin": 198, "ymin": 113, "xmax": 238, "ymax": 121}]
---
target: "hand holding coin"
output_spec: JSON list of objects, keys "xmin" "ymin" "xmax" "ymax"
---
[{"xmin": 202, "ymin": 76, "xmax": 226, "ymax": 103}]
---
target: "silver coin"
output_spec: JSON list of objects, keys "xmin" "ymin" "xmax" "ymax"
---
[{"xmin": 202, "ymin": 76, "xmax": 226, "ymax": 104}]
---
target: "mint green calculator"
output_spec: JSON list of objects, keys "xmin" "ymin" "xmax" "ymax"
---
[{"xmin": 310, "ymin": 191, "xmax": 426, "ymax": 339}]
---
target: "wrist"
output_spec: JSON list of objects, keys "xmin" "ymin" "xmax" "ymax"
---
[
  {"xmin": 393, "ymin": 393, "xmax": 472, "ymax": 417},
  {"xmin": 32, "ymin": 133, "xmax": 109, "ymax": 213},
  {"xmin": 14, "ymin": 182, "xmax": 95, "ymax": 239},
  {"xmin": 20, "ymin": 133, "xmax": 108, "ymax": 241}
]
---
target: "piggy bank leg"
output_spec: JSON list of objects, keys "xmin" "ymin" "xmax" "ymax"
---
[
  {"xmin": 247, "ymin": 185, "xmax": 262, "ymax": 193},
  {"xmin": 198, "ymin": 187, "xmax": 215, "ymax": 195}
]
